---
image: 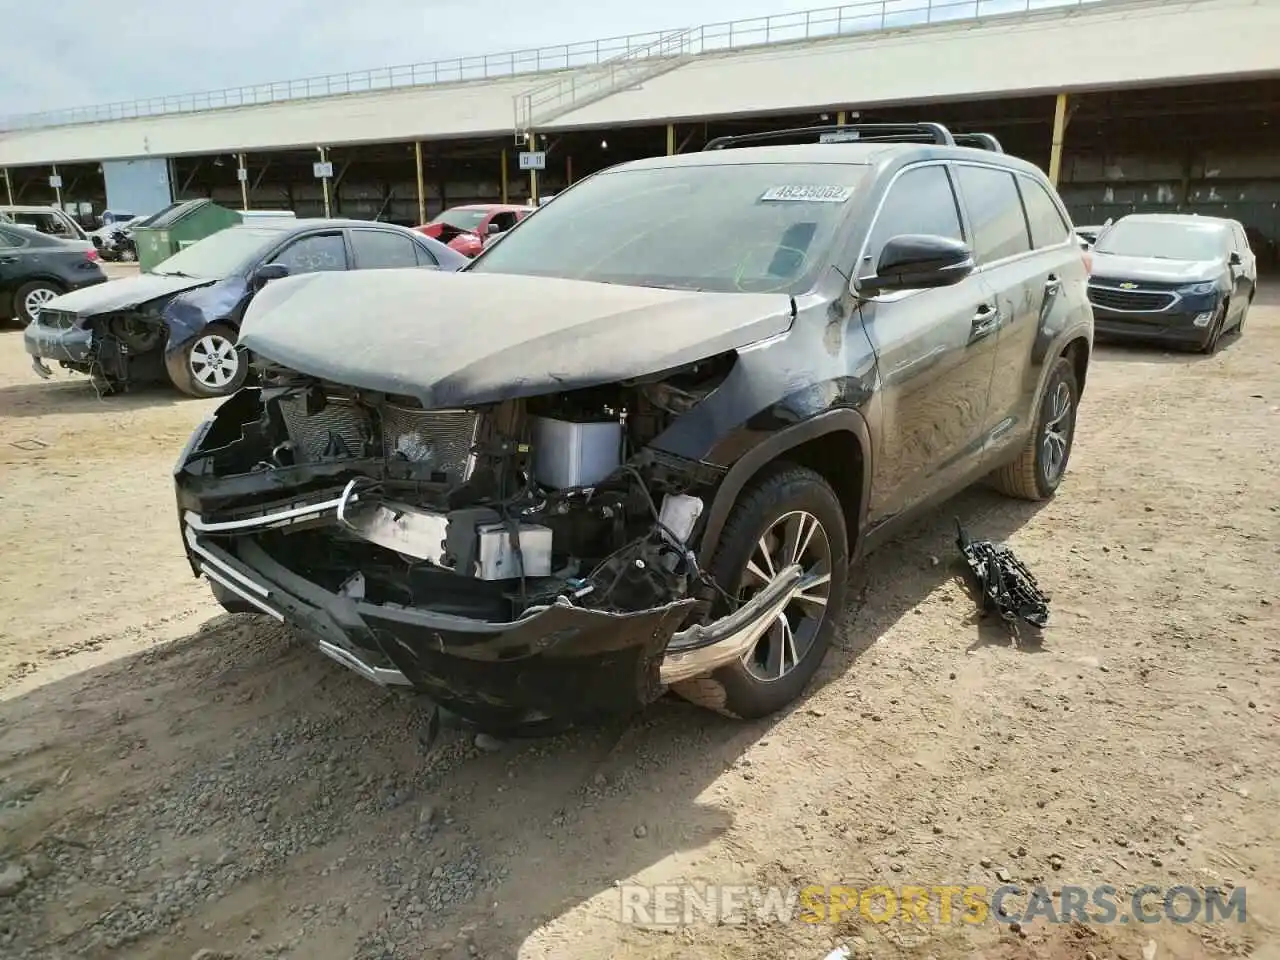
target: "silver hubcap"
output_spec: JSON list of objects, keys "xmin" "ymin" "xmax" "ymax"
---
[
  {"xmin": 189, "ymin": 335, "xmax": 240, "ymax": 389},
  {"xmin": 1042, "ymin": 381, "xmax": 1073, "ymax": 482},
  {"xmin": 738, "ymin": 510, "xmax": 833, "ymax": 683},
  {"xmin": 24, "ymin": 287, "xmax": 56, "ymax": 319}
]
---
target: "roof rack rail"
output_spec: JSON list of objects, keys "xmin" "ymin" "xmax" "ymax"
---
[
  {"xmin": 703, "ymin": 122, "xmax": 957, "ymax": 151},
  {"xmin": 953, "ymin": 132, "xmax": 1005, "ymax": 153}
]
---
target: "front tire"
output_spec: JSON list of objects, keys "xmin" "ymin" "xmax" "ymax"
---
[
  {"xmin": 1197, "ymin": 302, "xmax": 1227, "ymax": 354},
  {"xmin": 170, "ymin": 324, "xmax": 248, "ymax": 398},
  {"xmin": 15, "ymin": 281, "xmax": 63, "ymax": 325},
  {"xmin": 989, "ymin": 355, "xmax": 1079, "ymax": 501},
  {"xmin": 673, "ymin": 465, "xmax": 849, "ymax": 719}
]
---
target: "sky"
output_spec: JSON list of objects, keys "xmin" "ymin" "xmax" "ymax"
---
[{"xmin": 0, "ymin": 0, "xmax": 1069, "ymax": 119}]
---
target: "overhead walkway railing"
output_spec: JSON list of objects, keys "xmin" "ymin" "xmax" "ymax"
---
[
  {"xmin": 513, "ymin": 28, "xmax": 698, "ymax": 136},
  {"xmin": 1, "ymin": 0, "xmax": 1103, "ymax": 133}
]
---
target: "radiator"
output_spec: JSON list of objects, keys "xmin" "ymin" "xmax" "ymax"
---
[
  {"xmin": 380, "ymin": 405, "xmax": 480, "ymax": 482},
  {"xmin": 276, "ymin": 395, "xmax": 373, "ymax": 462}
]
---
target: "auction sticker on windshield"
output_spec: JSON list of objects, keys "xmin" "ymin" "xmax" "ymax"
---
[{"xmin": 760, "ymin": 185, "xmax": 853, "ymax": 203}]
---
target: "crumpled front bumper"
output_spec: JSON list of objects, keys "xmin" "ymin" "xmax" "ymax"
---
[
  {"xmin": 24, "ymin": 320, "xmax": 93, "ymax": 365},
  {"xmin": 180, "ymin": 500, "xmax": 800, "ymax": 722}
]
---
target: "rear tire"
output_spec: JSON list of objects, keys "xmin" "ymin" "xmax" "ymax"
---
[
  {"xmin": 15, "ymin": 280, "xmax": 63, "ymax": 325},
  {"xmin": 673, "ymin": 465, "xmax": 848, "ymax": 719},
  {"xmin": 989, "ymin": 355, "xmax": 1079, "ymax": 501}
]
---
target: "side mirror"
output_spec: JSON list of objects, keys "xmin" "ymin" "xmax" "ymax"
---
[
  {"xmin": 1229, "ymin": 251, "xmax": 1242, "ymax": 266},
  {"xmin": 858, "ymin": 234, "xmax": 975, "ymax": 296},
  {"xmin": 253, "ymin": 262, "xmax": 290, "ymax": 285},
  {"xmin": 486, "ymin": 222, "xmax": 501, "ymax": 235}
]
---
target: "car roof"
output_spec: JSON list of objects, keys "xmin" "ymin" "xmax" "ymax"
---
[
  {"xmin": 611, "ymin": 142, "xmax": 1045, "ymax": 177},
  {"xmin": 1117, "ymin": 213, "xmax": 1232, "ymax": 230},
  {"xmin": 446, "ymin": 204, "xmax": 526, "ymax": 213},
  {"xmin": 1, "ymin": 204, "xmax": 71, "ymax": 214},
  {"xmin": 232, "ymin": 218, "xmax": 420, "ymax": 235}
]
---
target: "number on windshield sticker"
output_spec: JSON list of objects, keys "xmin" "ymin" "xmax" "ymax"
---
[{"xmin": 760, "ymin": 185, "xmax": 853, "ymax": 203}]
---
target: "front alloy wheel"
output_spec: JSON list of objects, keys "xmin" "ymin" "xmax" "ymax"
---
[
  {"xmin": 673, "ymin": 464, "xmax": 849, "ymax": 719},
  {"xmin": 739, "ymin": 510, "xmax": 833, "ymax": 683},
  {"xmin": 172, "ymin": 323, "xmax": 249, "ymax": 398}
]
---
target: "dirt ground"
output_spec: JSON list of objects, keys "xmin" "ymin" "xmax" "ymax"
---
[{"xmin": 0, "ymin": 285, "xmax": 1276, "ymax": 960}]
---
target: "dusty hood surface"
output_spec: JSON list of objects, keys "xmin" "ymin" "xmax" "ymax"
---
[
  {"xmin": 238, "ymin": 269, "xmax": 794, "ymax": 408},
  {"xmin": 47, "ymin": 272, "xmax": 216, "ymax": 318},
  {"xmin": 1089, "ymin": 253, "xmax": 1222, "ymax": 285}
]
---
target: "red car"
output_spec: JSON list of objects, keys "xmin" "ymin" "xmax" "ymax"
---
[{"xmin": 415, "ymin": 204, "xmax": 531, "ymax": 258}]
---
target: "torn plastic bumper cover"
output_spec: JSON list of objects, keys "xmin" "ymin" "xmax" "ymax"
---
[{"xmin": 182, "ymin": 504, "xmax": 802, "ymax": 720}]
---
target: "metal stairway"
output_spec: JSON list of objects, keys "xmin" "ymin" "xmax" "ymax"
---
[{"xmin": 513, "ymin": 28, "xmax": 698, "ymax": 138}]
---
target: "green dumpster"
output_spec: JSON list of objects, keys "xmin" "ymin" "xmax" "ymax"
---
[{"xmin": 134, "ymin": 199, "xmax": 243, "ymax": 273}]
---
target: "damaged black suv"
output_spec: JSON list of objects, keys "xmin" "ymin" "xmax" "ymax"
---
[{"xmin": 174, "ymin": 123, "xmax": 1093, "ymax": 732}]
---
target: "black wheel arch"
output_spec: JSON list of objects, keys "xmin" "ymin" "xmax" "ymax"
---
[{"xmin": 694, "ymin": 408, "xmax": 872, "ymax": 566}]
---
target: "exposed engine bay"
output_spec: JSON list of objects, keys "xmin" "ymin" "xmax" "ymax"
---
[{"xmin": 181, "ymin": 353, "xmax": 739, "ymax": 623}]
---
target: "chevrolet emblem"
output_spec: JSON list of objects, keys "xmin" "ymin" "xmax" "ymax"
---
[{"xmin": 1119, "ymin": 282, "xmax": 1138, "ymax": 289}]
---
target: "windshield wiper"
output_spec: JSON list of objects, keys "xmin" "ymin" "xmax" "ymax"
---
[{"xmin": 154, "ymin": 269, "xmax": 195, "ymax": 277}]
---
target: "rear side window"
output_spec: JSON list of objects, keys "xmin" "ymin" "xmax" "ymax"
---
[
  {"xmin": 954, "ymin": 165, "xmax": 1032, "ymax": 264},
  {"xmin": 413, "ymin": 240, "xmax": 439, "ymax": 267},
  {"xmin": 863, "ymin": 164, "xmax": 964, "ymax": 270},
  {"xmin": 0, "ymin": 227, "xmax": 26, "ymax": 249},
  {"xmin": 351, "ymin": 229, "xmax": 420, "ymax": 269},
  {"xmin": 1018, "ymin": 176, "xmax": 1071, "ymax": 249}
]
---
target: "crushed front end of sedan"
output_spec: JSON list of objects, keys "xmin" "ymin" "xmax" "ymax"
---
[{"xmin": 175, "ymin": 267, "xmax": 815, "ymax": 730}]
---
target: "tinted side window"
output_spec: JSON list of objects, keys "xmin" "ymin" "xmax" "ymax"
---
[
  {"xmin": 351, "ymin": 229, "xmax": 420, "ymax": 269},
  {"xmin": 955, "ymin": 166, "xmax": 1031, "ymax": 264},
  {"xmin": 1018, "ymin": 176, "xmax": 1071, "ymax": 249},
  {"xmin": 864, "ymin": 165, "xmax": 964, "ymax": 271},
  {"xmin": 491, "ymin": 212, "xmax": 519, "ymax": 232},
  {"xmin": 270, "ymin": 233, "xmax": 347, "ymax": 274}
]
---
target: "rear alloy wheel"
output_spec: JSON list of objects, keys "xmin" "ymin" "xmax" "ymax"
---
[
  {"xmin": 989, "ymin": 355, "xmax": 1079, "ymax": 501},
  {"xmin": 173, "ymin": 324, "xmax": 248, "ymax": 398},
  {"xmin": 673, "ymin": 465, "xmax": 848, "ymax": 719},
  {"xmin": 15, "ymin": 281, "xmax": 62, "ymax": 324}
]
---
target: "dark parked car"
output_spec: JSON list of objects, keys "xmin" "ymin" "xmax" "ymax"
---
[
  {"xmin": 174, "ymin": 123, "xmax": 1092, "ymax": 734},
  {"xmin": 0, "ymin": 222, "xmax": 106, "ymax": 325},
  {"xmin": 1088, "ymin": 213, "xmax": 1257, "ymax": 353},
  {"xmin": 25, "ymin": 219, "xmax": 468, "ymax": 397}
]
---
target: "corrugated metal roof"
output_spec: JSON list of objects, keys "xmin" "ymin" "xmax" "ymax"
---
[
  {"xmin": 550, "ymin": 0, "xmax": 1280, "ymax": 128},
  {"xmin": 0, "ymin": 74, "xmax": 536, "ymax": 166},
  {"xmin": 1, "ymin": 0, "xmax": 1274, "ymax": 168}
]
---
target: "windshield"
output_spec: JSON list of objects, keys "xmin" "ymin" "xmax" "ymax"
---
[
  {"xmin": 1094, "ymin": 220, "xmax": 1227, "ymax": 261},
  {"xmin": 151, "ymin": 226, "xmax": 282, "ymax": 278},
  {"xmin": 468, "ymin": 162, "xmax": 869, "ymax": 293},
  {"xmin": 431, "ymin": 208, "xmax": 488, "ymax": 232}
]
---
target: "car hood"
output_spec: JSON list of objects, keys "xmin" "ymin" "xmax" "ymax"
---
[
  {"xmin": 238, "ymin": 269, "xmax": 795, "ymax": 408},
  {"xmin": 1089, "ymin": 253, "xmax": 1222, "ymax": 285},
  {"xmin": 47, "ymin": 272, "xmax": 217, "ymax": 317}
]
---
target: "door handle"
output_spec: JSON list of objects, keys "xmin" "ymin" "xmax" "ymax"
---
[
  {"xmin": 0, "ymin": 256, "xmax": 17, "ymax": 264},
  {"xmin": 970, "ymin": 304, "xmax": 999, "ymax": 340}
]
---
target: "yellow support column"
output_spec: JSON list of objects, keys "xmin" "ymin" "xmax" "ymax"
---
[
  {"xmin": 667, "ymin": 123, "xmax": 676, "ymax": 155},
  {"xmin": 500, "ymin": 148, "xmax": 508, "ymax": 204},
  {"xmin": 238, "ymin": 153, "xmax": 249, "ymax": 210},
  {"xmin": 1048, "ymin": 93, "xmax": 1069, "ymax": 188},
  {"xmin": 415, "ymin": 141, "xmax": 426, "ymax": 225},
  {"xmin": 836, "ymin": 110, "xmax": 847, "ymax": 125}
]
